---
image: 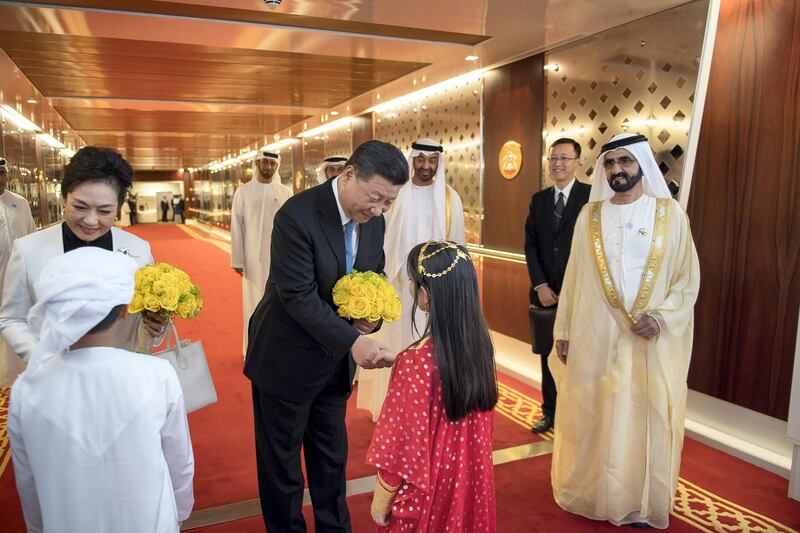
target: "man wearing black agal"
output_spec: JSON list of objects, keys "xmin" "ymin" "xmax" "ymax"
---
[
  {"xmin": 524, "ymin": 138, "xmax": 590, "ymax": 434},
  {"xmin": 245, "ymin": 140, "xmax": 407, "ymax": 532}
]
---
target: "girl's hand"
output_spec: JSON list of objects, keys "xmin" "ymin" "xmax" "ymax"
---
[{"xmin": 371, "ymin": 507, "xmax": 390, "ymax": 526}]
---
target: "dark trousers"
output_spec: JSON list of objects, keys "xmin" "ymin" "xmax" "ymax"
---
[
  {"xmin": 252, "ymin": 380, "xmax": 351, "ymax": 533},
  {"xmin": 540, "ymin": 344, "xmax": 557, "ymax": 418},
  {"xmin": 529, "ymin": 303, "xmax": 557, "ymax": 419},
  {"xmin": 161, "ymin": 209, "xmax": 168, "ymax": 222}
]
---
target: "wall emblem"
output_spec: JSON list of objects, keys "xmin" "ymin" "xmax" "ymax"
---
[{"xmin": 499, "ymin": 141, "xmax": 522, "ymax": 180}]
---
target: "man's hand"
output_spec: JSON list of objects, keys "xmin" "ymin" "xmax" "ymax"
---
[
  {"xmin": 352, "ymin": 336, "xmax": 394, "ymax": 369},
  {"xmin": 631, "ymin": 315, "xmax": 660, "ymax": 340},
  {"xmin": 353, "ymin": 318, "xmax": 380, "ymax": 335},
  {"xmin": 233, "ymin": 267, "xmax": 244, "ymax": 277},
  {"xmin": 536, "ymin": 285, "xmax": 558, "ymax": 307},
  {"xmin": 556, "ymin": 340, "xmax": 569, "ymax": 364},
  {"xmin": 143, "ymin": 313, "xmax": 168, "ymax": 338},
  {"xmin": 371, "ymin": 507, "xmax": 390, "ymax": 527}
]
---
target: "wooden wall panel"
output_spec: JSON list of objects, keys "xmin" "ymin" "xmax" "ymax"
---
[
  {"xmin": 482, "ymin": 54, "xmax": 544, "ymax": 252},
  {"xmin": 686, "ymin": 0, "xmax": 800, "ymax": 419},
  {"xmin": 480, "ymin": 258, "xmax": 532, "ymax": 343},
  {"xmin": 351, "ymin": 114, "xmax": 374, "ymax": 149}
]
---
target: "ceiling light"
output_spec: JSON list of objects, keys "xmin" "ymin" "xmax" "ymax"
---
[
  {"xmin": 330, "ymin": 111, "xmax": 340, "ymax": 116},
  {"xmin": 297, "ymin": 117, "xmax": 352, "ymax": 138},
  {"xmin": 0, "ymin": 104, "xmax": 41, "ymax": 131},
  {"xmin": 237, "ymin": 151, "xmax": 257, "ymax": 161},
  {"xmin": 543, "ymin": 63, "xmax": 560, "ymax": 72},
  {"xmin": 367, "ymin": 69, "xmax": 486, "ymax": 114},
  {"xmin": 178, "ymin": 168, "xmax": 184, "ymax": 173},
  {"xmin": 464, "ymin": 55, "xmax": 479, "ymax": 61},
  {"xmin": 264, "ymin": 138, "xmax": 298, "ymax": 151},
  {"xmin": 37, "ymin": 133, "xmax": 65, "ymax": 149},
  {"xmin": 27, "ymin": 99, "xmax": 38, "ymax": 104}
]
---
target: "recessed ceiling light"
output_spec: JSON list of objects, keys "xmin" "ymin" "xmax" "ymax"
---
[
  {"xmin": 27, "ymin": 99, "xmax": 38, "ymax": 104},
  {"xmin": 464, "ymin": 55, "xmax": 479, "ymax": 61},
  {"xmin": 330, "ymin": 111, "xmax": 340, "ymax": 116}
]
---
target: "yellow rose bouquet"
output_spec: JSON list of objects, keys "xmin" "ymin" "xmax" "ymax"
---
[
  {"xmin": 332, "ymin": 270, "xmax": 401, "ymax": 323},
  {"xmin": 128, "ymin": 262, "xmax": 203, "ymax": 352}
]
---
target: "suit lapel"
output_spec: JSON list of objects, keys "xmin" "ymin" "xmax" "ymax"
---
[{"xmin": 318, "ymin": 181, "xmax": 346, "ymax": 277}]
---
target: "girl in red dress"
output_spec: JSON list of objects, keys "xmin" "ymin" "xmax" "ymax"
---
[{"xmin": 367, "ymin": 240, "xmax": 498, "ymax": 532}]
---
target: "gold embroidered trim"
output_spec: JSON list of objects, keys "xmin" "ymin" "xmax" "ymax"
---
[{"xmin": 589, "ymin": 198, "xmax": 671, "ymax": 324}]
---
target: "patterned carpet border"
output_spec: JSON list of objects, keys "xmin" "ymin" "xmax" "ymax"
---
[{"xmin": 494, "ymin": 379, "xmax": 798, "ymax": 533}]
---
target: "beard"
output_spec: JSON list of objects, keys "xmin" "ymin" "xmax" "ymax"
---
[{"xmin": 607, "ymin": 168, "xmax": 643, "ymax": 192}]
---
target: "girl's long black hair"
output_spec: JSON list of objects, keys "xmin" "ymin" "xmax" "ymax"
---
[{"xmin": 407, "ymin": 241, "xmax": 498, "ymax": 422}]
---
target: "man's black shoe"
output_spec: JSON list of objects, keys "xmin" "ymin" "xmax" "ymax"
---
[
  {"xmin": 630, "ymin": 522, "xmax": 650, "ymax": 529},
  {"xmin": 530, "ymin": 415, "xmax": 554, "ymax": 434}
]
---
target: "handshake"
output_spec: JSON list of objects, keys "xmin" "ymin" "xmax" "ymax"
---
[{"xmin": 351, "ymin": 332, "xmax": 395, "ymax": 370}]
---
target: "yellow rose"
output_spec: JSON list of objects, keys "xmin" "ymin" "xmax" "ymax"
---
[
  {"xmin": 337, "ymin": 305, "xmax": 351, "ymax": 318},
  {"xmin": 380, "ymin": 284, "xmax": 397, "ymax": 299},
  {"xmin": 158, "ymin": 263, "xmax": 175, "ymax": 273},
  {"xmin": 370, "ymin": 297, "xmax": 384, "ymax": 317},
  {"xmin": 177, "ymin": 297, "xmax": 197, "ymax": 318},
  {"xmin": 363, "ymin": 283, "xmax": 377, "ymax": 301},
  {"xmin": 334, "ymin": 277, "xmax": 352, "ymax": 293},
  {"xmin": 178, "ymin": 279, "xmax": 194, "ymax": 296},
  {"xmin": 144, "ymin": 294, "xmax": 161, "ymax": 313},
  {"xmin": 152, "ymin": 280, "xmax": 170, "ymax": 295},
  {"xmin": 159, "ymin": 285, "xmax": 181, "ymax": 312},
  {"xmin": 333, "ymin": 289, "xmax": 349, "ymax": 307},
  {"xmin": 194, "ymin": 293, "xmax": 203, "ymax": 311},
  {"xmin": 173, "ymin": 269, "xmax": 190, "ymax": 282},
  {"xmin": 349, "ymin": 284, "xmax": 366, "ymax": 297},
  {"xmin": 348, "ymin": 296, "xmax": 370, "ymax": 319},
  {"xmin": 159, "ymin": 272, "xmax": 180, "ymax": 288},
  {"xmin": 128, "ymin": 292, "xmax": 145, "ymax": 314},
  {"xmin": 382, "ymin": 298, "xmax": 402, "ymax": 322}
]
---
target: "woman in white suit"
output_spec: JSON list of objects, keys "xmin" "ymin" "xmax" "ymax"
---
[{"xmin": 0, "ymin": 146, "xmax": 166, "ymax": 363}]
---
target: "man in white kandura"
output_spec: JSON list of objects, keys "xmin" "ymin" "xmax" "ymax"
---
[
  {"xmin": 356, "ymin": 138, "xmax": 466, "ymax": 421},
  {"xmin": 316, "ymin": 155, "xmax": 349, "ymax": 185},
  {"xmin": 7, "ymin": 247, "xmax": 194, "ymax": 533},
  {"xmin": 0, "ymin": 156, "xmax": 36, "ymax": 386},
  {"xmin": 549, "ymin": 133, "xmax": 700, "ymax": 529},
  {"xmin": 230, "ymin": 148, "xmax": 292, "ymax": 353}
]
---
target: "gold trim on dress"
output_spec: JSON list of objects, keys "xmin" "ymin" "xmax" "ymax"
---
[{"xmin": 588, "ymin": 198, "xmax": 671, "ymax": 324}]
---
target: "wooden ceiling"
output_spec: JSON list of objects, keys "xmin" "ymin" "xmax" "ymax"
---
[{"xmin": 0, "ymin": 0, "xmax": 695, "ymax": 170}]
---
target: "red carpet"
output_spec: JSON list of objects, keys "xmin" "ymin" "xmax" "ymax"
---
[{"xmin": 2, "ymin": 223, "xmax": 799, "ymax": 533}]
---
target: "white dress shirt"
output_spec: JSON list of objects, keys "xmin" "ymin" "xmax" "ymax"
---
[{"xmin": 331, "ymin": 176, "xmax": 358, "ymax": 257}]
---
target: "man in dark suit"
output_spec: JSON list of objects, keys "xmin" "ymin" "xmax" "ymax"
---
[
  {"xmin": 245, "ymin": 140, "xmax": 408, "ymax": 532},
  {"xmin": 524, "ymin": 138, "xmax": 590, "ymax": 434}
]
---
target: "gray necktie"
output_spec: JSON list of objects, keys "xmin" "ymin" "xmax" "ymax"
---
[{"xmin": 554, "ymin": 192, "xmax": 565, "ymax": 225}]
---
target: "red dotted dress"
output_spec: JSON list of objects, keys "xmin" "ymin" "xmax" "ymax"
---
[{"xmin": 366, "ymin": 338, "xmax": 496, "ymax": 532}]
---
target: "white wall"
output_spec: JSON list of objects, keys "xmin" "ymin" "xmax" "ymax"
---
[{"xmin": 131, "ymin": 181, "xmax": 184, "ymax": 224}]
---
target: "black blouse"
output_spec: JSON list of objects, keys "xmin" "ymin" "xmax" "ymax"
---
[{"xmin": 61, "ymin": 222, "xmax": 113, "ymax": 253}]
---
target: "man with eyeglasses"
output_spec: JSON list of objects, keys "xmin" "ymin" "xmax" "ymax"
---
[
  {"xmin": 548, "ymin": 133, "xmax": 699, "ymax": 529},
  {"xmin": 524, "ymin": 138, "xmax": 590, "ymax": 434},
  {"xmin": 0, "ymin": 156, "xmax": 36, "ymax": 386}
]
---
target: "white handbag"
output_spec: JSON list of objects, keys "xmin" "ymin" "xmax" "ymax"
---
[{"xmin": 153, "ymin": 323, "xmax": 218, "ymax": 413}]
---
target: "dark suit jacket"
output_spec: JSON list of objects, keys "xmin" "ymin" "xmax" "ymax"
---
[
  {"xmin": 244, "ymin": 179, "xmax": 386, "ymax": 403},
  {"xmin": 524, "ymin": 180, "xmax": 591, "ymax": 306}
]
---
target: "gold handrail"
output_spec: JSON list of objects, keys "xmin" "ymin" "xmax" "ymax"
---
[{"xmin": 466, "ymin": 244, "xmax": 527, "ymax": 265}]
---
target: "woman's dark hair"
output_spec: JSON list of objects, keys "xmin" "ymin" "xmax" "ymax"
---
[
  {"xmin": 347, "ymin": 140, "xmax": 409, "ymax": 186},
  {"xmin": 61, "ymin": 146, "xmax": 134, "ymax": 207},
  {"xmin": 406, "ymin": 241, "xmax": 498, "ymax": 422},
  {"xmin": 87, "ymin": 304, "xmax": 126, "ymax": 334}
]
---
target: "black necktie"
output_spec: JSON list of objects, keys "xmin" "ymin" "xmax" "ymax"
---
[{"xmin": 554, "ymin": 192, "xmax": 565, "ymax": 227}]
